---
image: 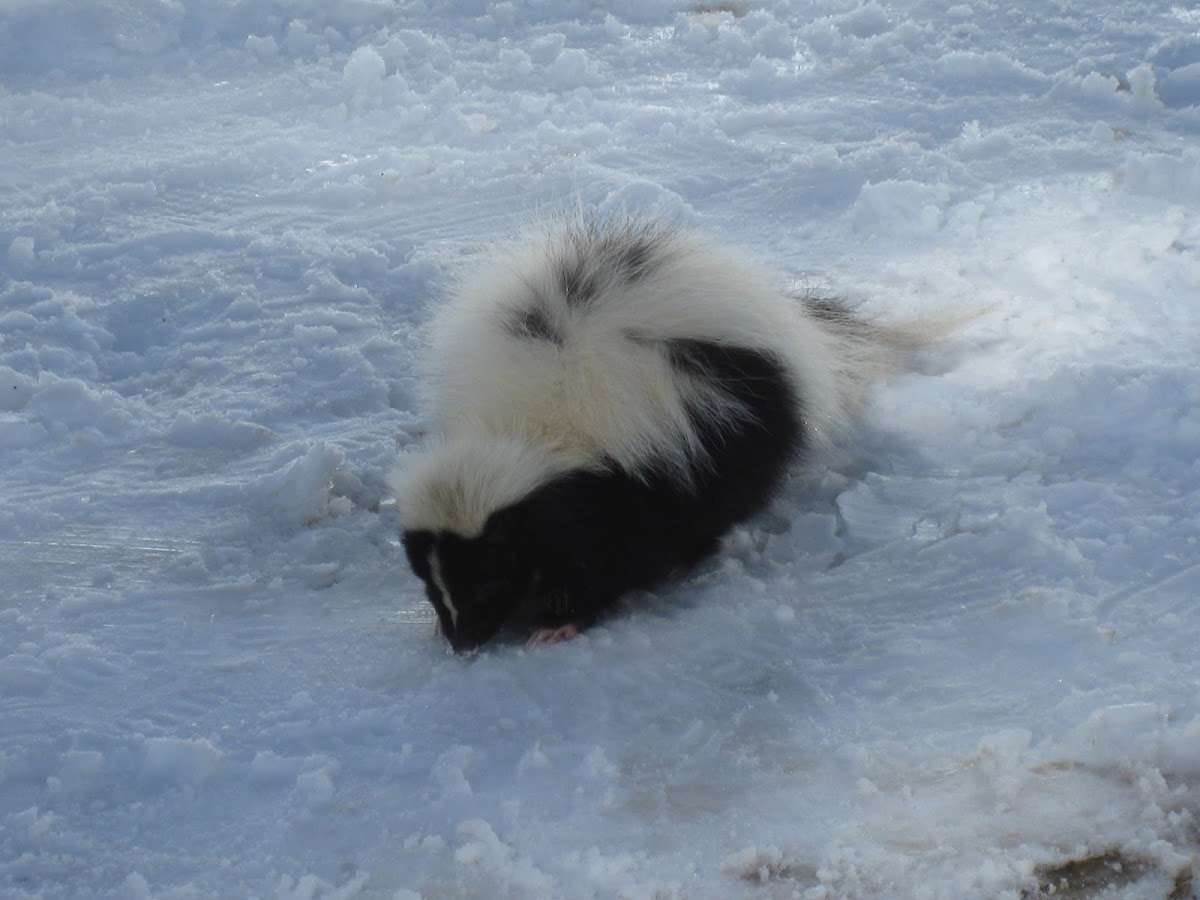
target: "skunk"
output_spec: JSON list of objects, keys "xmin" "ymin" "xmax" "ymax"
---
[{"xmin": 392, "ymin": 218, "xmax": 934, "ymax": 651}]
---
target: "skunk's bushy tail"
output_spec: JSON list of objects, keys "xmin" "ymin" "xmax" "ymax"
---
[
  {"xmin": 797, "ymin": 293, "xmax": 965, "ymax": 427},
  {"xmin": 417, "ymin": 215, "xmax": 960, "ymax": 499}
]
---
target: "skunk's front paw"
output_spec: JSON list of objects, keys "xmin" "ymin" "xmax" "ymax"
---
[{"xmin": 526, "ymin": 624, "xmax": 580, "ymax": 647}]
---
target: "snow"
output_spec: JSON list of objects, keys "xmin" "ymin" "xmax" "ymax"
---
[{"xmin": 1, "ymin": 0, "xmax": 1198, "ymax": 897}]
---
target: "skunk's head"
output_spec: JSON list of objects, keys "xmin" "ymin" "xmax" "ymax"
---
[
  {"xmin": 392, "ymin": 435, "xmax": 580, "ymax": 651},
  {"xmin": 402, "ymin": 528, "xmax": 536, "ymax": 651}
]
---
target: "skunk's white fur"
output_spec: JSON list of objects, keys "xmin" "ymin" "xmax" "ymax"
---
[
  {"xmin": 396, "ymin": 434, "xmax": 577, "ymax": 538},
  {"xmin": 392, "ymin": 217, "xmax": 939, "ymax": 649},
  {"xmin": 395, "ymin": 221, "xmax": 908, "ymax": 532}
]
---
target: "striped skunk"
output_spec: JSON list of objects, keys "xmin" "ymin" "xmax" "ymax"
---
[{"xmin": 392, "ymin": 218, "xmax": 937, "ymax": 651}]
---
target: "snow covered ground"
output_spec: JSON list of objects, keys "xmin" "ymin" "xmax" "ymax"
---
[{"xmin": 2, "ymin": 0, "xmax": 1200, "ymax": 897}]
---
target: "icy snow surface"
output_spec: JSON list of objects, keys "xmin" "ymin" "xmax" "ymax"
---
[{"xmin": 2, "ymin": 1, "xmax": 1200, "ymax": 898}]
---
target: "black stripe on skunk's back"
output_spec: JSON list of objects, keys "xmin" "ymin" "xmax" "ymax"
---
[
  {"xmin": 663, "ymin": 338, "xmax": 805, "ymax": 526},
  {"xmin": 505, "ymin": 306, "xmax": 563, "ymax": 345},
  {"xmin": 556, "ymin": 257, "xmax": 601, "ymax": 307},
  {"xmin": 613, "ymin": 234, "xmax": 656, "ymax": 283},
  {"xmin": 553, "ymin": 221, "xmax": 672, "ymax": 309}
]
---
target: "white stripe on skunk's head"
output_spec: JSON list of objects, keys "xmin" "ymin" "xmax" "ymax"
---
[{"xmin": 390, "ymin": 434, "xmax": 580, "ymax": 538}]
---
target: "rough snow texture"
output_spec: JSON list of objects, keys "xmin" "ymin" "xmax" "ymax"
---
[{"xmin": 2, "ymin": 1, "xmax": 1199, "ymax": 898}]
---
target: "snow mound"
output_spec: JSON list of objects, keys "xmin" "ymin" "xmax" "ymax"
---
[
  {"xmin": 1124, "ymin": 148, "xmax": 1200, "ymax": 201},
  {"xmin": 142, "ymin": 737, "xmax": 222, "ymax": 786},
  {"xmin": 250, "ymin": 443, "xmax": 349, "ymax": 526},
  {"xmin": 166, "ymin": 411, "xmax": 273, "ymax": 449}
]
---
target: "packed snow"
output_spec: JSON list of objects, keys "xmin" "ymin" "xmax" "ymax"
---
[{"xmin": 2, "ymin": 1, "xmax": 1199, "ymax": 897}]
